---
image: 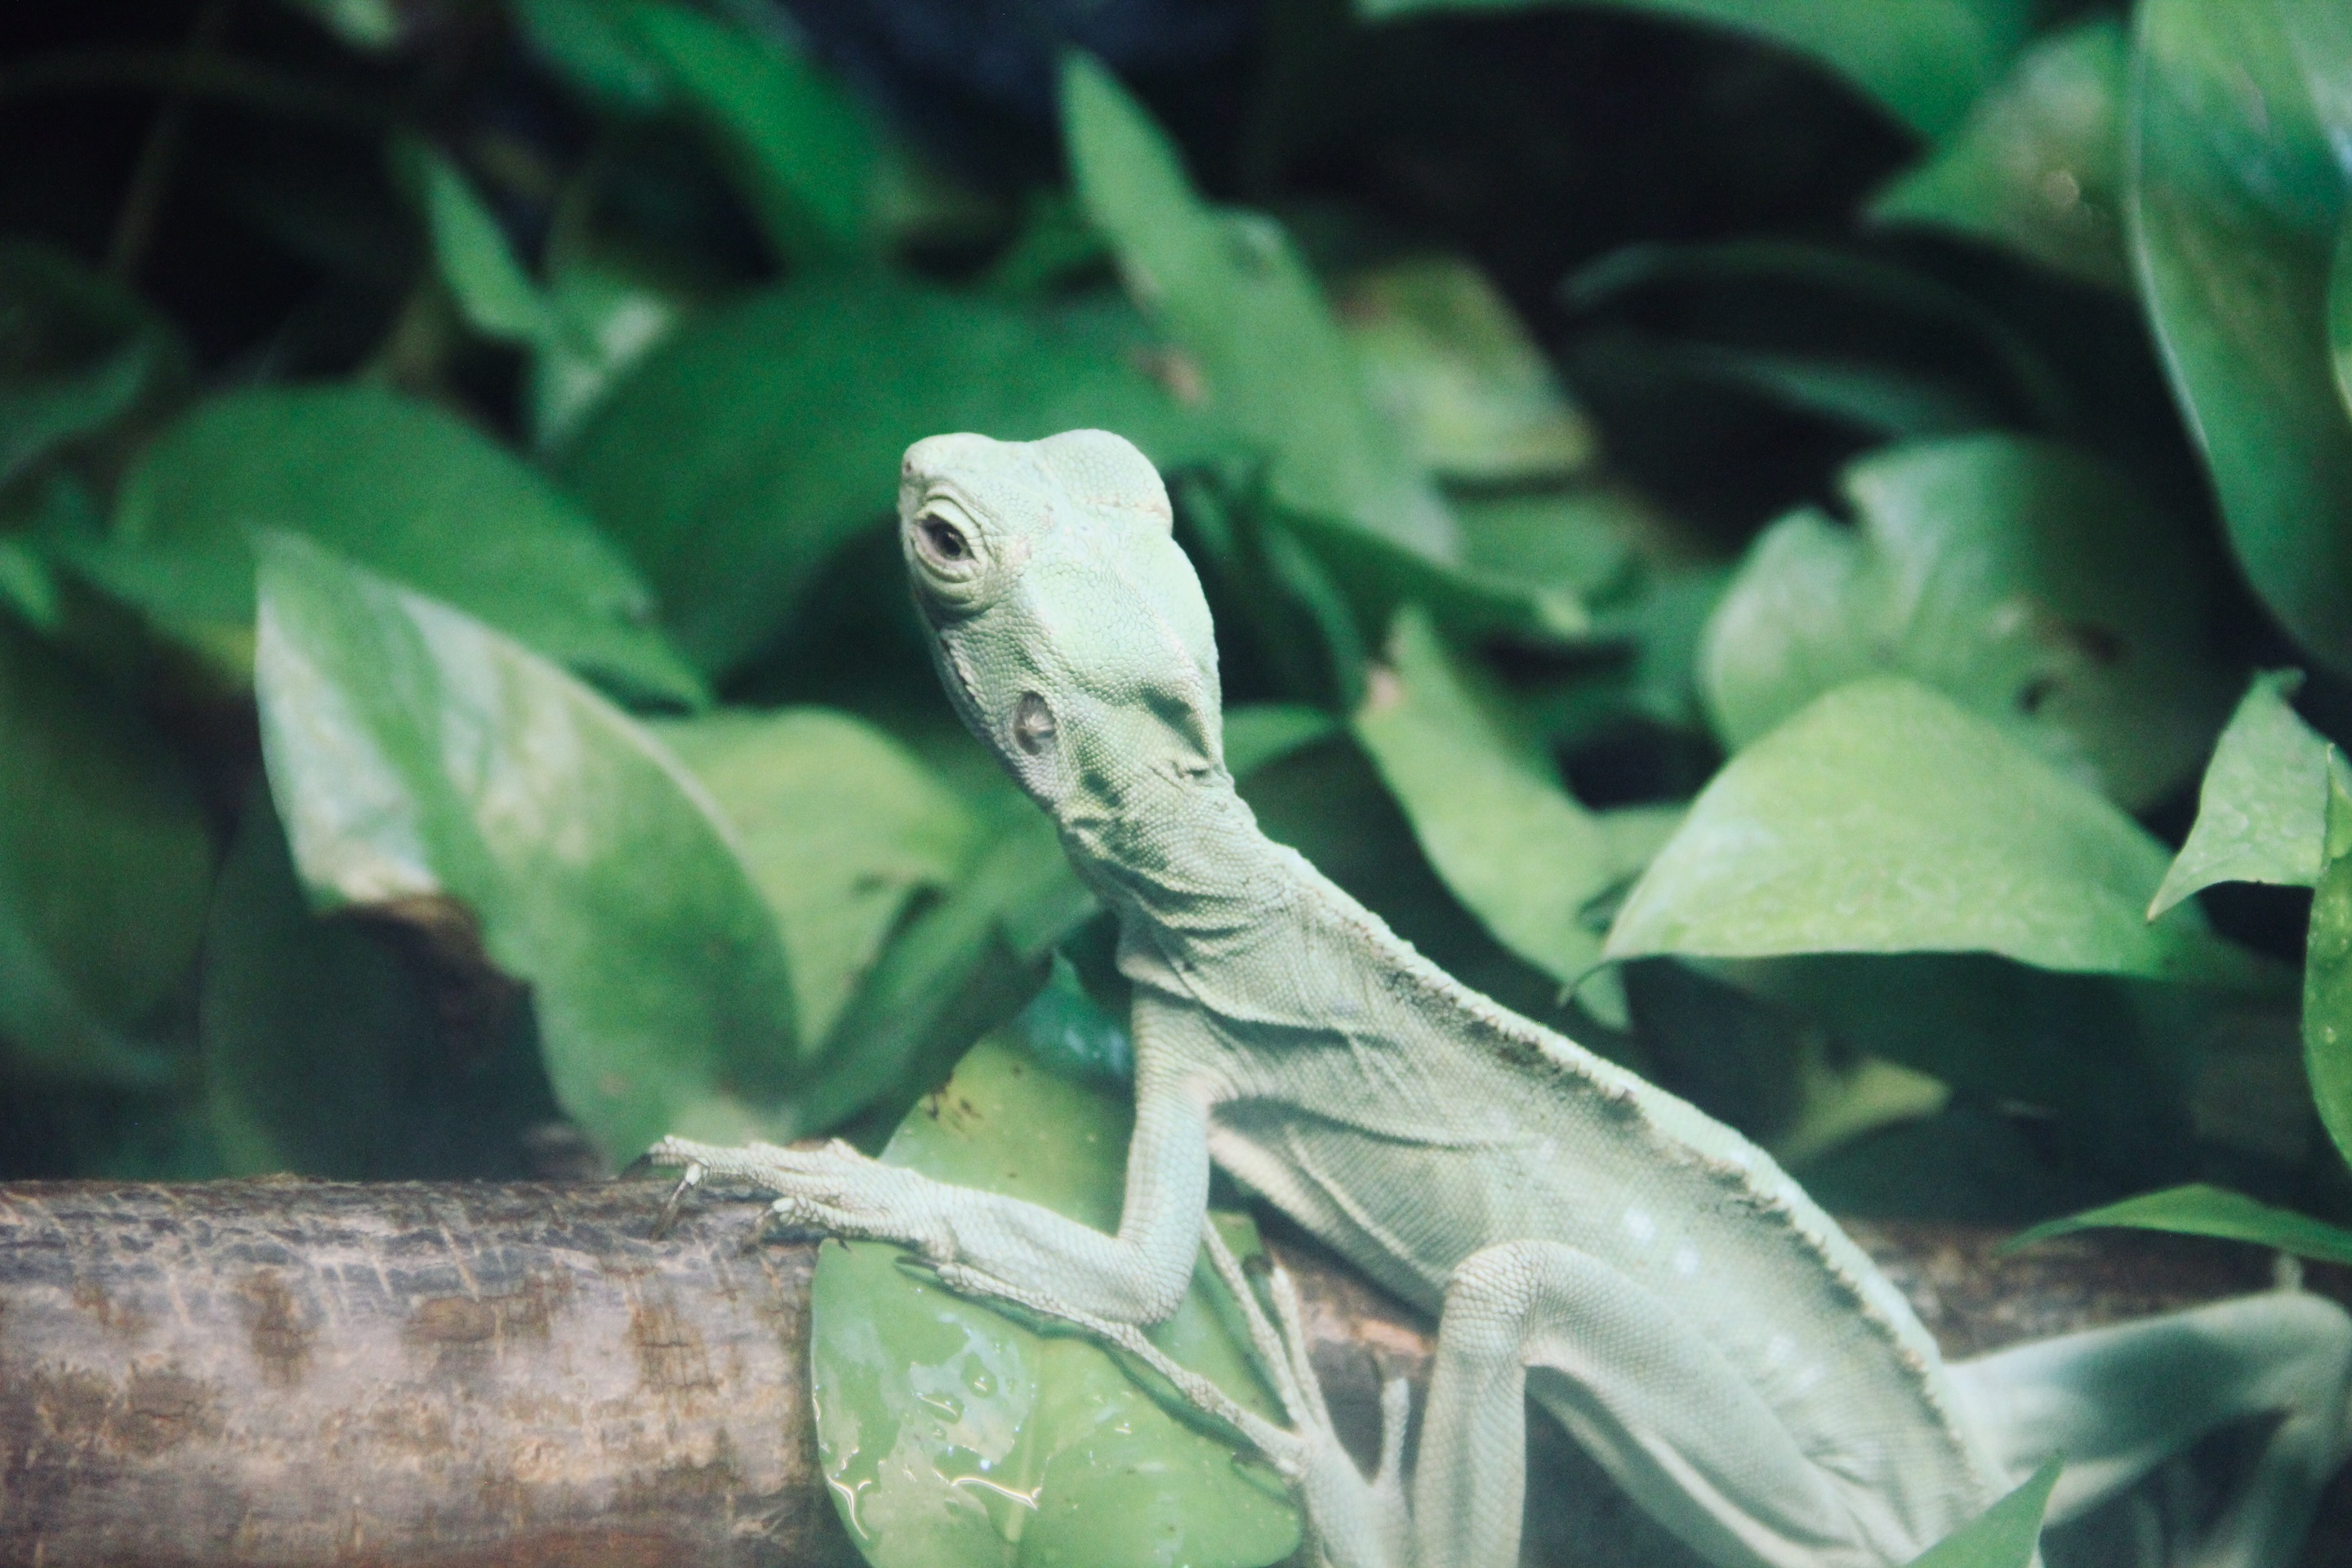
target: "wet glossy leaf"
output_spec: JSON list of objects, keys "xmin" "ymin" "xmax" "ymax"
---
[
  {"xmin": 1360, "ymin": 0, "xmax": 2031, "ymax": 139},
  {"xmin": 201, "ymin": 789, "xmax": 553, "ymax": 1178},
  {"xmin": 1905, "ymin": 1459, "xmax": 2059, "ymax": 1568},
  {"xmin": 1062, "ymin": 52, "xmax": 1456, "ymax": 564},
  {"xmin": 1356, "ymin": 607, "xmax": 1615, "ymax": 988},
  {"xmin": 1871, "ymin": 20, "xmax": 2130, "ymax": 290},
  {"xmin": 0, "ymin": 242, "xmax": 188, "ymax": 488},
  {"xmin": 0, "ymin": 613, "xmax": 212, "ymax": 1086},
  {"xmin": 1606, "ymin": 676, "xmax": 2274, "ymax": 987},
  {"xmin": 2149, "ymin": 671, "xmax": 2332, "ymax": 916},
  {"xmin": 623, "ymin": 0, "xmax": 873, "ymax": 262},
  {"xmin": 2132, "ymin": 0, "xmax": 2352, "ymax": 676},
  {"xmin": 2008, "ymin": 1183, "xmax": 2352, "ymax": 1267},
  {"xmin": 808, "ymin": 1035, "xmax": 1298, "ymax": 1568},
  {"xmin": 2302, "ymin": 752, "xmax": 2352, "ymax": 1165},
  {"xmin": 1335, "ymin": 256, "xmax": 1596, "ymax": 484},
  {"xmin": 559, "ymin": 273, "xmax": 1210, "ymax": 675},
  {"xmin": 252, "ymin": 533, "xmax": 798, "ymax": 1164},
  {"xmin": 655, "ymin": 708, "xmax": 980, "ymax": 1047},
  {"xmin": 1700, "ymin": 434, "xmax": 2236, "ymax": 808},
  {"xmin": 75, "ymin": 384, "xmax": 703, "ymax": 706}
]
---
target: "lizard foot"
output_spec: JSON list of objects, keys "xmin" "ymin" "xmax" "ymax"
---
[{"xmin": 643, "ymin": 1134, "xmax": 951, "ymax": 1256}]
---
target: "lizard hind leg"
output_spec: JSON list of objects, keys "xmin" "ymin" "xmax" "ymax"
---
[{"xmin": 1945, "ymin": 1286, "xmax": 2352, "ymax": 1568}]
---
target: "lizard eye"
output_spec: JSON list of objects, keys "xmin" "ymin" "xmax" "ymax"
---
[
  {"xmin": 917, "ymin": 515, "xmax": 969, "ymax": 564},
  {"xmin": 1013, "ymin": 692, "xmax": 1057, "ymax": 755}
]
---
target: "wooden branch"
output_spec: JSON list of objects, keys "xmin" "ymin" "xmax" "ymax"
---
[{"xmin": 0, "ymin": 1180, "xmax": 2345, "ymax": 1567}]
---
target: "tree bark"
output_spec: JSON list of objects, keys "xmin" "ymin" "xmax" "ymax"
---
[{"xmin": 0, "ymin": 1178, "xmax": 2344, "ymax": 1568}]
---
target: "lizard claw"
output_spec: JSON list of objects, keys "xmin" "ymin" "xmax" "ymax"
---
[{"xmin": 648, "ymin": 1159, "xmax": 704, "ymax": 1241}]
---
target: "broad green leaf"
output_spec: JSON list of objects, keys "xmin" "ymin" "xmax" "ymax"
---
[
  {"xmin": 2149, "ymin": 671, "xmax": 2332, "ymax": 916},
  {"xmin": 558, "ymin": 273, "xmax": 1210, "ymax": 676},
  {"xmin": 1606, "ymin": 677, "xmax": 2273, "ymax": 987},
  {"xmin": 1904, "ymin": 1458, "xmax": 2060, "ymax": 1568},
  {"xmin": 1061, "ymin": 52, "xmax": 1457, "ymax": 564},
  {"xmin": 1358, "ymin": 0, "xmax": 2031, "ymax": 140},
  {"xmin": 1335, "ymin": 256, "xmax": 1597, "ymax": 484},
  {"xmin": 1701, "ymin": 434, "xmax": 2236, "ymax": 809},
  {"xmin": 2007, "ymin": 1183, "xmax": 2352, "ymax": 1267},
  {"xmin": 2132, "ymin": 0, "xmax": 2352, "ymax": 677},
  {"xmin": 1355, "ymin": 607, "xmax": 1615, "ymax": 988},
  {"xmin": 253, "ymin": 534, "xmax": 797, "ymax": 1163},
  {"xmin": 76, "ymin": 384, "xmax": 702, "ymax": 706},
  {"xmin": 399, "ymin": 138, "xmax": 560, "ymax": 347},
  {"xmin": 0, "ymin": 613, "xmax": 212, "ymax": 1086},
  {"xmin": 622, "ymin": 0, "xmax": 872, "ymax": 263},
  {"xmin": 655, "ymin": 708, "xmax": 980, "ymax": 1047},
  {"xmin": 1871, "ymin": 20, "xmax": 2129, "ymax": 291},
  {"xmin": 1453, "ymin": 485, "xmax": 1643, "ymax": 607},
  {"xmin": 2303, "ymin": 751, "xmax": 2352, "ymax": 1165},
  {"xmin": 201, "ymin": 789, "xmax": 554, "ymax": 1178},
  {"xmin": 1009, "ymin": 953, "xmax": 1133, "ymax": 1085},
  {"xmin": 0, "ymin": 242, "xmax": 188, "ymax": 488},
  {"xmin": 808, "ymin": 1035, "xmax": 1298, "ymax": 1568}
]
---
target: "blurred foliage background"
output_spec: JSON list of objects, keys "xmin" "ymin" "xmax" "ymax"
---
[{"xmin": 2, "ymin": 0, "xmax": 2351, "ymax": 1270}]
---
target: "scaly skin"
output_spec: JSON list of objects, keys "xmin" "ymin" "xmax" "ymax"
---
[{"xmin": 653, "ymin": 430, "xmax": 2352, "ymax": 1568}]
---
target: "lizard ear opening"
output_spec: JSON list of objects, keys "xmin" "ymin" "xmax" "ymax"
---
[{"xmin": 1031, "ymin": 429, "xmax": 1172, "ymax": 536}]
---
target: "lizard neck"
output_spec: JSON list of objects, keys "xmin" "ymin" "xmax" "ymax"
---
[{"xmin": 1053, "ymin": 770, "xmax": 1294, "ymax": 951}]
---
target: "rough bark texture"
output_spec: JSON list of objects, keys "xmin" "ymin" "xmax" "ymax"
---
[{"xmin": 0, "ymin": 1179, "xmax": 2345, "ymax": 1568}]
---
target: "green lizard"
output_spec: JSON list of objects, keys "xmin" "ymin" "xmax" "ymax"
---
[{"xmin": 652, "ymin": 429, "xmax": 2352, "ymax": 1568}]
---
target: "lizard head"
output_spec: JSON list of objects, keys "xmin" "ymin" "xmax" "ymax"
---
[{"xmin": 898, "ymin": 429, "xmax": 1224, "ymax": 825}]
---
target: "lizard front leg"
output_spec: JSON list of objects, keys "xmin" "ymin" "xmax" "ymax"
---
[{"xmin": 648, "ymin": 1000, "xmax": 1222, "ymax": 1325}]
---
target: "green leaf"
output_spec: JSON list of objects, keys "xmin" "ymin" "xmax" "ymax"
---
[
  {"xmin": 0, "ymin": 613, "xmax": 212, "ymax": 1086},
  {"xmin": 1335, "ymin": 255, "xmax": 1597, "ymax": 484},
  {"xmin": 513, "ymin": 0, "xmax": 670, "ymax": 111},
  {"xmin": 274, "ymin": 0, "xmax": 399, "ymax": 48},
  {"xmin": 654, "ymin": 708, "xmax": 981, "ymax": 1048},
  {"xmin": 75, "ymin": 383, "xmax": 703, "ymax": 706},
  {"xmin": 0, "ymin": 241, "xmax": 188, "ymax": 489},
  {"xmin": 1605, "ymin": 676, "xmax": 2274, "ymax": 987},
  {"xmin": 1870, "ymin": 20, "xmax": 2130, "ymax": 290},
  {"xmin": 1700, "ymin": 434, "xmax": 2237, "ymax": 809},
  {"xmin": 1904, "ymin": 1458, "xmax": 2060, "ymax": 1568},
  {"xmin": 2149, "ymin": 671, "xmax": 2332, "ymax": 916},
  {"xmin": 2303, "ymin": 751, "xmax": 2352, "ymax": 1165},
  {"xmin": 557, "ymin": 273, "xmax": 1210, "ymax": 676},
  {"xmin": 1357, "ymin": 0, "xmax": 2032, "ymax": 140},
  {"xmin": 622, "ymin": 0, "xmax": 873, "ymax": 263},
  {"xmin": 252, "ymin": 533, "xmax": 799, "ymax": 1163},
  {"xmin": 2332, "ymin": 212, "xmax": 2352, "ymax": 424},
  {"xmin": 808, "ymin": 1035, "xmax": 1298, "ymax": 1568},
  {"xmin": 795, "ymin": 809, "xmax": 1094, "ymax": 1142},
  {"xmin": 2007, "ymin": 1183, "xmax": 2352, "ymax": 1267},
  {"xmin": 1060, "ymin": 52, "xmax": 1456, "ymax": 564},
  {"xmin": 398, "ymin": 138, "xmax": 560, "ymax": 347},
  {"xmin": 201, "ymin": 788, "xmax": 553, "ymax": 1178},
  {"xmin": 2132, "ymin": 0, "xmax": 2352, "ymax": 678},
  {"xmin": 1355, "ymin": 607, "xmax": 1615, "ymax": 988},
  {"xmin": 1222, "ymin": 702, "xmax": 1342, "ymax": 778},
  {"xmin": 1562, "ymin": 241, "xmax": 2076, "ymax": 441},
  {"xmin": 528, "ymin": 238, "xmax": 693, "ymax": 448}
]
